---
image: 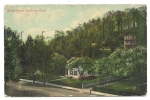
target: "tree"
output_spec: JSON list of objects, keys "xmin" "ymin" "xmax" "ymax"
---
[
  {"xmin": 109, "ymin": 49, "xmax": 129, "ymax": 77},
  {"xmin": 127, "ymin": 46, "xmax": 147, "ymax": 83},
  {"xmin": 4, "ymin": 26, "xmax": 22, "ymax": 87},
  {"xmin": 42, "ymin": 44, "xmax": 52, "ymax": 85},
  {"xmin": 94, "ymin": 45, "xmax": 147, "ymax": 81},
  {"xmin": 34, "ymin": 35, "xmax": 46, "ymax": 84},
  {"xmin": 127, "ymin": 46, "xmax": 147, "ymax": 93},
  {"xmin": 51, "ymin": 53, "xmax": 67, "ymax": 76},
  {"xmin": 67, "ymin": 56, "xmax": 93, "ymax": 87},
  {"xmin": 109, "ymin": 46, "xmax": 147, "ymax": 83},
  {"xmin": 93, "ymin": 57, "xmax": 112, "ymax": 80},
  {"xmin": 19, "ymin": 43, "xmax": 27, "ymax": 75},
  {"xmin": 47, "ymin": 6, "xmax": 147, "ymax": 60},
  {"xmin": 24, "ymin": 35, "xmax": 37, "ymax": 83}
]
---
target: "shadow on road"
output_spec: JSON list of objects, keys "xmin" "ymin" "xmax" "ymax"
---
[{"xmin": 5, "ymin": 81, "xmax": 92, "ymax": 97}]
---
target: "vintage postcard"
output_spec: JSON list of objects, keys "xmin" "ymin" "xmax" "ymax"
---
[{"xmin": 4, "ymin": 4, "xmax": 147, "ymax": 97}]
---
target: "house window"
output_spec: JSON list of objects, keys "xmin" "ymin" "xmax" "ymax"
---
[
  {"xmin": 66, "ymin": 69, "xmax": 68, "ymax": 75},
  {"xmin": 74, "ymin": 71, "xmax": 77, "ymax": 76},
  {"xmin": 70, "ymin": 71, "xmax": 73, "ymax": 75},
  {"xmin": 88, "ymin": 71, "xmax": 92, "ymax": 74},
  {"xmin": 133, "ymin": 36, "xmax": 134, "ymax": 39}
]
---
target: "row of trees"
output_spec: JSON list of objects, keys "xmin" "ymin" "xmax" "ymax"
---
[
  {"xmin": 21, "ymin": 35, "xmax": 67, "ymax": 85},
  {"xmin": 4, "ymin": 27, "xmax": 67, "ymax": 86},
  {"xmin": 4, "ymin": 26, "xmax": 22, "ymax": 86}
]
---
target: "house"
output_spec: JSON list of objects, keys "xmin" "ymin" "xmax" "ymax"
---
[
  {"xmin": 124, "ymin": 35, "xmax": 136, "ymax": 49},
  {"xmin": 65, "ymin": 57, "xmax": 97, "ymax": 79}
]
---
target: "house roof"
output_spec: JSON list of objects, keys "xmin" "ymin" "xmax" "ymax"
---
[
  {"xmin": 67, "ymin": 57, "xmax": 80, "ymax": 63},
  {"xmin": 66, "ymin": 57, "xmax": 80, "ymax": 68}
]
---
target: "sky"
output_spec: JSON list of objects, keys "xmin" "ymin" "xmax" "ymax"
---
[{"xmin": 4, "ymin": 4, "xmax": 145, "ymax": 41}]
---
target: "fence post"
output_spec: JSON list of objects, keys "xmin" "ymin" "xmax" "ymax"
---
[
  {"xmin": 90, "ymin": 89, "xmax": 91, "ymax": 94},
  {"xmin": 82, "ymin": 83, "xmax": 83, "ymax": 89}
]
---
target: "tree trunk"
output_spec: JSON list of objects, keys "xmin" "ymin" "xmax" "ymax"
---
[
  {"xmin": 80, "ymin": 78, "xmax": 83, "ymax": 88},
  {"xmin": 4, "ymin": 81, "xmax": 6, "ymax": 91},
  {"xmin": 121, "ymin": 21, "xmax": 123, "ymax": 31},
  {"xmin": 33, "ymin": 73, "xmax": 35, "ymax": 83},
  {"xmin": 102, "ymin": 22, "xmax": 104, "ymax": 38},
  {"xmin": 133, "ymin": 20, "xmax": 135, "ymax": 28},
  {"xmin": 42, "ymin": 71, "xmax": 43, "ymax": 78},
  {"xmin": 117, "ymin": 22, "xmax": 120, "ymax": 31},
  {"xmin": 128, "ymin": 16, "xmax": 129, "ymax": 29},
  {"xmin": 43, "ymin": 70, "xmax": 45, "ymax": 85}
]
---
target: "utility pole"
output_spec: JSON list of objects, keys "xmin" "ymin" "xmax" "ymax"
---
[
  {"xmin": 42, "ymin": 31, "xmax": 45, "ymax": 85},
  {"xmin": 42, "ymin": 31, "xmax": 45, "ymax": 37},
  {"xmin": 21, "ymin": 31, "xmax": 24, "ymax": 42}
]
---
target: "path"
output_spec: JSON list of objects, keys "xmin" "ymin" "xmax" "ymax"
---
[
  {"xmin": 49, "ymin": 77, "xmax": 67, "ymax": 82},
  {"xmin": 5, "ymin": 81, "xmax": 93, "ymax": 97},
  {"xmin": 19, "ymin": 79, "xmax": 117, "ymax": 96},
  {"xmin": 5, "ymin": 79, "xmax": 118, "ymax": 97}
]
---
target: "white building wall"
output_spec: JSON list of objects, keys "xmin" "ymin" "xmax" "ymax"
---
[{"xmin": 66, "ymin": 68, "xmax": 93, "ymax": 78}]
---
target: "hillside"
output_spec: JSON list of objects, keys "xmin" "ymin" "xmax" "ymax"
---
[{"xmin": 48, "ymin": 6, "xmax": 147, "ymax": 59}]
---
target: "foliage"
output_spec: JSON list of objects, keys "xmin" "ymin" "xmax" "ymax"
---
[
  {"xmin": 68, "ymin": 57, "xmax": 93, "ymax": 70},
  {"xmin": 4, "ymin": 26, "xmax": 22, "ymax": 81},
  {"xmin": 109, "ymin": 49, "xmax": 129, "ymax": 77},
  {"xmin": 49, "ymin": 6, "xmax": 146, "ymax": 59},
  {"xmin": 23, "ymin": 35, "xmax": 53, "ymax": 84},
  {"xmin": 24, "ymin": 35, "xmax": 37, "ymax": 83},
  {"xmin": 94, "ymin": 46, "xmax": 147, "ymax": 85},
  {"xmin": 51, "ymin": 53, "xmax": 67, "ymax": 76},
  {"xmin": 4, "ymin": 6, "xmax": 147, "ymax": 90},
  {"xmin": 127, "ymin": 46, "xmax": 147, "ymax": 84},
  {"xmin": 67, "ymin": 56, "xmax": 94, "ymax": 77},
  {"xmin": 93, "ymin": 57, "xmax": 112, "ymax": 79}
]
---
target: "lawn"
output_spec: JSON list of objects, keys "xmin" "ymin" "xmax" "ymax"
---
[
  {"xmin": 82, "ymin": 76, "xmax": 107, "ymax": 84},
  {"xmin": 35, "ymin": 75, "xmax": 61, "ymax": 82},
  {"xmin": 50, "ymin": 78, "xmax": 81, "ymax": 88},
  {"xmin": 50, "ymin": 76, "xmax": 106, "ymax": 88},
  {"xmin": 93, "ymin": 80, "xmax": 147, "ymax": 96},
  {"xmin": 22, "ymin": 74, "xmax": 61, "ymax": 82},
  {"xmin": 22, "ymin": 74, "xmax": 145, "ymax": 96}
]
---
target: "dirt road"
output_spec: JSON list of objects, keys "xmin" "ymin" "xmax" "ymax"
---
[{"xmin": 5, "ymin": 81, "xmax": 96, "ymax": 97}]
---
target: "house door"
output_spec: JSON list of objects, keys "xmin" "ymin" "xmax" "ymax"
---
[{"xmin": 66, "ymin": 69, "xmax": 68, "ymax": 75}]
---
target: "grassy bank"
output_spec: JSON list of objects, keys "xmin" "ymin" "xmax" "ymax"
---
[
  {"xmin": 93, "ymin": 80, "xmax": 147, "ymax": 96},
  {"xmin": 22, "ymin": 74, "xmax": 61, "ymax": 82},
  {"xmin": 50, "ymin": 76, "xmax": 105, "ymax": 88}
]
